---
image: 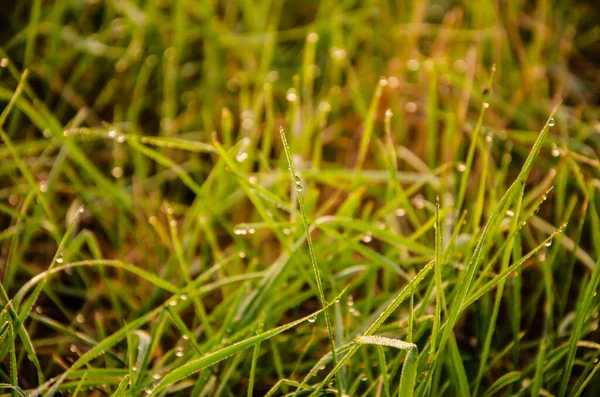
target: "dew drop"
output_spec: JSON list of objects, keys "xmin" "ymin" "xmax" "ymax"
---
[
  {"xmin": 456, "ymin": 163, "xmax": 466, "ymax": 172},
  {"xmin": 283, "ymin": 228, "xmax": 291, "ymax": 235},
  {"xmin": 395, "ymin": 208, "xmax": 407, "ymax": 217},
  {"xmin": 412, "ymin": 194, "xmax": 425, "ymax": 209},
  {"xmin": 548, "ymin": 117, "xmax": 555, "ymax": 127},
  {"xmin": 307, "ymin": 315, "xmax": 317, "ymax": 323},
  {"xmin": 335, "ymin": 298, "xmax": 340, "ymax": 303},
  {"xmin": 286, "ymin": 88, "xmax": 298, "ymax": 102},
  {"xmin": 506, "ymin": 210, "xmax": 515, "ymax": 217},
  {"xmin": 330, "ymin": 47, "xmax": 347, "ymax": 61},
  {"xmin": 544, "ymin": 240, "xmax": 552, "ymax": 247},
  {"xmin": 294, "ymin": 175, "xmax": 301, "ymax": 183},
  {"xmin": 8, "ymin": 194, "xmax": 18, "ymax": 206},
  {"xmin": 56, "ymin": 256, "xmax": 64, "ymax": 264},
  {"xmin": 108, "ymin": 130, "xmax": 117, "ymax": 139},
  {"xmin": 132, "ymin": 366, "xmax": 138, "ymax": 371},
  {"xmin": 236, "ymin": 152, "xmax": 248, "ymax": 163},
  {"xmin": 405, "ymin": 102, "xmax": 417, "ymax": 113},
  {"xmin": 75, "ymin": 313, "xmax": 85, "ymax": 324},
  {"xmin": 152, "ymin": 373, "xmax": 161, "ymax": 380},
  {"xmin": 169, "ymin": 299, "xmax": 178, "ymax": 306},
  {"xmin": 307, "ymin": 32, "xmax": 319, "ymax": 43},
  {"xmin": 144, "ymin": 389, "xmax": 152, "ymax": 395},
  {"xmin": 117, "ymin": 135, "xmax": 126, "ymax": 143},
  {"xmin": 239, "ymin": 251, "xmax": 247, "ymax": 258},
  {"xmin": 234, "ymin": 226, "xmax": 248, "ymax": 235},
  {"xmin": 483, "ymin": 102, "xmax": 490, "ymax": 109},
  {"xmin": 175, "ymin": 350, "xmax": 184, "ymax": 357},
  {"xmin": 296, "ymin": 183, "xmax": 303, "ymax": 192},
  {"xmin": 180, "ymin": 294, "xmax": 188, "ymax": 301},
  {"xmin": 182, "ymin": 334, "xmax": 189, "ymax": 340},
  {"xmin": 385, "ymin": 109, "xmax": 393, "ymax": 119},
  {"xmin": 111, "ymin": 166, "xmax": 123, "ymax": 178},
  {"xmin": 361, "ymin": 232, "xmax": 373, "ymax": 243},
  {"xmin": 406, "ymin": 59, "xmax": 420, "ymax": 71},
  {"xmin": 0, "ymin": 58, "xmax": 9, "ymax": 68}
]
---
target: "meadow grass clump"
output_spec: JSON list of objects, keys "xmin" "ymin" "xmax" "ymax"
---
[{"xmin": 1, "ymin": 1, "xmax": 600, "ymax": 396}]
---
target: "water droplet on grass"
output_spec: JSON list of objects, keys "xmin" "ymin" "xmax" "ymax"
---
[
  {"xmin": 111, "ymin": 167, "xmax": 123, "ymax": 178},
  {"xmin": 395, "ymin": 208, "xmax": 407, "ymax": 217},
  {"xmin": 286, "ymin": 88, "xmax": 298, "ymax": 102},
  {"xmin": 406, "ymin": 59, "xmax": 420, "ymax": 71},
  {"xmin": 483, "ymin": 102, "xmax": 490, "ymax": 109},
  {"xmin": 549, "ymin": 117, "xmax": 555, "ymax": 127},
  {"xmin": 236, "ymin": 152, "xmax": 248, "ymax": 163},
  {"xmin": 544, "ymin": 240, "xmax": 552, "ymax": 247},
  {"xmin": 234, "ymin": 226, "xmax": 248, "ymax": 235},
  {"xmin": 456, "ymin": 163, "xmax": 466, "ymax": 172},
  {"xmin": 307, "ymin": 315, "xmax": 317, "ymax": 323},
  {"xmin": 180, "ymin": 294, "xmax": 188, "ymax": 301},
  {"xmin": 361, "ymin": 232, "xmax": 373, "ymax": 243}
]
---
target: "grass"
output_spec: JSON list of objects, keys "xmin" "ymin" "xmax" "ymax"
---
[{"xmin": 1, "ymin": 1, "xmax": 600, "ymax": 396}]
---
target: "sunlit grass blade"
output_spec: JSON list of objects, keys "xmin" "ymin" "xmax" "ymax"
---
[{"xmin": 279, "ymin": 127, "xmax": 340, "ymax": 391}]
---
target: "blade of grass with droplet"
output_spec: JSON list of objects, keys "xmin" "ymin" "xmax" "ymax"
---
[
  {"xmin": 434, "ymin": 106, "xmax": 560, "ymax": 368},
  {"xmin": 165, "ymin": 306, "xmax": 203, "ymax": 356},
  {"xmin": 279, "ymin": 128, "xmax": 340, "ymax": 391}
]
